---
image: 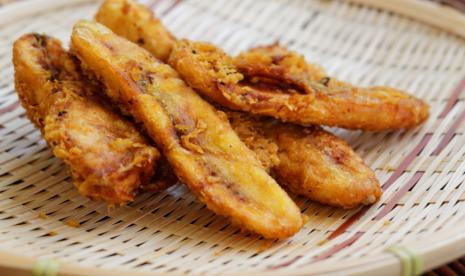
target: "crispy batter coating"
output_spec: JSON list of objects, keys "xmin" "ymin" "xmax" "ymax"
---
[
  {"xmin": 228, "ymin": 112, "xmax": 382, "ymax": 208},
  {"xmin": 95, "ymin": 0, "xmax": 382, "ymax": 208},
  {"xmin": 13, "ymin": 34, "xmax": 160, "ymax": 205},
  {"xmin": 169, "ymin": 40, "xmax": 429, "ymax": 131},
  {"xmin": 224, "ymin": 110, "xmax": 280, "ymax": 172},
  {"xmin": 95, "ymin": 0, "xmax": 176, "ymax": 62},
  {"xmin": 71, "ymin": 20, "xmax": 303, "ymax": 238},
  {"xmin": 142, "ymin": 156, "xmax": 178, "ymax": 192}
]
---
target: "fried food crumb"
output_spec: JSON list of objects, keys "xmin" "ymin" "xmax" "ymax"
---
[
  {"xmin": 302, "ymin": 214, "xmax": 310, "ymax": 225},
  {"xmin": 179, "ymin": 120, "xmax": 207, "ymax": 154},
  {"xmin": 47, "ymin": 231, "xmax": 57, "ymax": 236},
  {"xmin": 257, "ymin": 240, "xmax": 275, "ymax": 253},
  {"xmin": 65, "ymin": 219, "xmax": 80, "ymax": 228},
  {"xmin": 384, "ymin": 220, "xmax": 391, "ymax": 226},
  {"xmin": 38, "ymin": 211, "xmax": 48, "ymax": 219},
  {"xmin": 107, "ymin": 204, "xmax": 116, "ymax": 212},
  {"xmin": 317, "ymin": 239, "xmax": 328, "ymax": 246}
]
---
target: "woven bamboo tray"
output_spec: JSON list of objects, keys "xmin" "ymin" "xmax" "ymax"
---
[{"xmin": 1, "ymin": 0, "xmax": 465, "ymax": 275}]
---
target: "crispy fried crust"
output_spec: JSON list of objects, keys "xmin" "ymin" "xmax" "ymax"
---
[
  {"xmin": 95, "ymin": 0, "xmax": 176, "ymax": 62},
  {"xmin": 13, "ymin": 34, "xmax": 160, "ymax": 205},
  {"xmin": 95, "ymin": 0, "xmax": 382, "ymax": 208},
  {"xmin": 71, "ymin": 20, "xmax": 303, "ymax": 239},
  {"xmin": 228, "ymin": 112, "xmax": 381, "ymax": 208},
  {"xmin": 224, "ymin": 110, "xmax": 280, "ymax": 172},
  {"xmin": 142, "ymin": 156, "xmax": 178, "ymax": 192},
  {"xmin": 169, "ymin": 40, "xmax": 429, "ymax": 131}
]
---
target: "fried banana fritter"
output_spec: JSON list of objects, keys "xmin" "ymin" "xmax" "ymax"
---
[
  {"xmin": 95, "ymin": 0, "xmax": 383, "ymax": 208},
  {"xmin": 95, "ymin": 0, "xmax": 176, "ymax": 62},
  {"xmin": 13, "ymin": 34, "xmax": 160, "ymax": 205},
  {"xmin": 169, "ymin": 40, "xmax": 429, "ymax": 131},
  {"xmin": 228, "ymin": 112, "xmax": 381, "ymax": 208},
  {"xmin": 71, "ymin": 20, "xmax": 303, "ymax": 239}
]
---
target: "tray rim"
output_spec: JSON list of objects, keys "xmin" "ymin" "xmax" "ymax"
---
[
  {"xmin": 1, "ymin": 0, "xmax": 465, "ymax": 275},
  {"xmin": 348, "ymin": 0, "xmax": 465, "ymax": 39},
  {"xmin": 1, "ymin": 225, "xmax": 465, "ymax": 275}
]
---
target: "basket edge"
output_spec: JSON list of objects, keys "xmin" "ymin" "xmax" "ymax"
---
[{"xmin": 347, "ymin": 0, "xmax": 465, "ymax": 39}]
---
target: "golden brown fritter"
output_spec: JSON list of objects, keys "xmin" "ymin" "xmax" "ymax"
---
[
  {"xmin": 228, "ymin": 112, "xmax": 381, "ymax": 209},
  {"xmin": 71, "ymin": 20, "xmax": 303, "ymax": 239},
  {"xmin": 95, "ymin": 0, "xmax": 176, "ymax": 62},
  {"xmin": 95, "ymin": 0, "xmax": 382, "ymax": 208},
  {"xmin": 13, "ymin": 34, "xmax": 160, "ymax": 205},
  {"xmin": 169, "ymin": 40, "xmax": 429, "ymax": 131}
]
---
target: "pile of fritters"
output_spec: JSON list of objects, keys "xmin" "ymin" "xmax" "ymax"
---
[{"xmin": 12, "ymin": 0, "xmax": 429, "ymax": 239}]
